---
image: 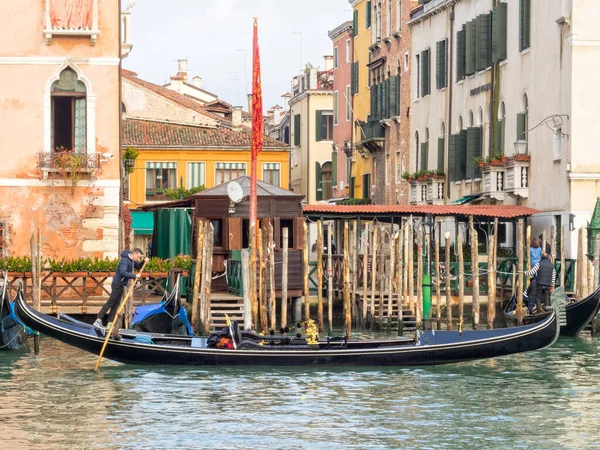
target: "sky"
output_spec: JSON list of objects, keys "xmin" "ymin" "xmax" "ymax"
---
[{"xmin": 122, "ymin": 0, "xmax": 352, "ymax": 110}]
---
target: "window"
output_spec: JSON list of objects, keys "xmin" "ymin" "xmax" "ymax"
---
[
  {"xmin": 404, "ymin": 52, "xmax": 409, "ymax": 72},
  {"xmin": 362, "ymin": 173, "xmax": 370, "ymax": 199},
  {"xmin": 211, "ymin": 219, "xmax": 223, "ymax": 247},
  {"xmin": 366, "ymin": 1, "xmax": 371, "ymax": 29},
  {"xmin": 517, "ymin": 93, "xmax": 529, "ymax": 152},
  {"xmin": 438, "ymin": 122, "xmax": 445, "ymax": 171},
  {"xmin": 495, "ymin": 102, "xmax": 506, "ymax": 155},
  {"xmin": 334, "ymin": 47, "xmax": 339, "ymax": 69},
  {"xmin": 468, "ymin": 110, "xmax": 474, "ymax": 128},
  {"xmin": 263, "ymin": 163, "xmax": 280, "ymax": 186},
  {"xmin": 420, "ymin": 49, "xmax": 431, "ymax": 97},
  {"xmin": 421, "ymin": 128, "xmax": 429, "ymax": 171},
  {"xmin": 351, "ymin": 61, "xmax": 359, "ymax": 95},
  {"xmin": 146, "ymin": 162, "xmax": 176, "ymax": 196},
  {"xmin": 187, "ymin": 162, "xmax": 206, "ymax": 189},
  {"xmin": 333, "ymin": 91, "xmax": 339, "ymax": 126},
  {"xmin": 386, "ymin": 153, "xmax": 391, "ymax": 184},
  {"xmin": 387, "ymin": 0, "xmax": 392, "ymax": 36},
  {"xmin": 51, "ymin": 68, "xmax": 87, "ymax": 152},
  {"xmin": 414, "ymin": 131, "xmax": 420, "ymax": 170},
  {"xmin": 353, "ymin": 9, "xmax": 359, "ymax": 36},
  {"xmin": 215, "ymin": 162, "xmax": 246, "ymax": 185},
  {"xmin": 346, "ymin": 39, "xmax": 351, "ymax": 63},
  {"xmin": 294, "ymin": 114, "xmax": 301, "ymax": 146},
  {"xmin": 396, "ymin": 152, "xmax": 402, "ymax": 182},
  {"xmin": 436, "ymin": 39, "xmax": 448, "ymax": 89},
  {"xmin": 346, "ymin": 85, "xmax": 351, "ymax": 121},
  {"xmin": 316, "ymin": 110, "xmax": 333, "ymax": 141},
  {"xmin": 519, "ymin": 0, "xmax": 531, "ymax": 51},
  {"xmin": 396, "ymin": 0, "xmax": 402, "ymax": 32},
  {"xmin": 320, "ymin": 162, "xmax": 333, "ymax": 200},
  {"xmin": 415, "ymin": 53, "xmax": 421, "ymax": 99},
  {"xmin": 284, "ymin": 125, "xmax": 290, "ymax": 145}
]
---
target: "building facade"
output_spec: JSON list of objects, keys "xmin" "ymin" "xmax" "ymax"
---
[
  {"xmin": 289, "ymin": 59, "xmax": 335, "ymax": 203},
  {"xmin": 0, "ymin": 0, "xmax": 121, "ymax": 259},
  {"xmin": 328, "ymin": 20, "xmax": 354, "ymax": 200},
  {"xmin": 362, "ymin": 0, "xmax": 414, "ymax": 204},
  {"xmin": 409, "ymin": 0, "xmax": 600, "ymax": 257}
]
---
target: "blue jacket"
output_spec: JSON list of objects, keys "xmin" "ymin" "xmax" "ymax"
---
[
  {"xmin": 113, "ymin": 250, "xmax": 143, "ymax": 287},
  {"xmin": 530, "ymin": 246, "xmax": 542, "ymax": 267}
]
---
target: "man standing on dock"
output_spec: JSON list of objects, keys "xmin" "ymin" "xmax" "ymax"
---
[
  {"xmin": 93, "ymin": 249, "xmax": 148, "ymax": 329},
  {"xmin": 525, "ymin": 253, "xmax": 557, "ymax": 313}
]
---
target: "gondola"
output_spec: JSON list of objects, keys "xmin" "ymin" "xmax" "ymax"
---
[
  {"xmin": 504, "ymin": 286, "xmax": 600, "ymax": 337},
  {"xmin": 15, "ymin": 288, "xmax": 562, "ymax": 367},
  {"xmin": 0, "ymin": 275, "xmax": 29, "ymax": 350}
]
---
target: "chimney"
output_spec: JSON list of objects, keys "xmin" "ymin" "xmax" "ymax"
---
[
  {"xmin": 247, "ymin": 93, "xmax": 253, "ymax": 112},
  {"xmin": 232, "ymin": 106, "xmax": 243, "ymax": 127},
  {"xmin": 170, "ymin": 76, "xmax": 183, "ymax": 93},
  {"xmin": 193, "ymin": 75, "xmax": 202, "ymax": 88},
  {"xmin": 282, "ymin": 93, "xmax": 291, "ymax": 111},
  {"xmin": 324, "ymin": 55, "xmax": 334, "ymax": 71},
  {"xmin": 272, "ymin": 106, "xmax": 283, "ymax": 125},
  {"xmin": 177, "ymin": 58, "xmax": 188, "ymax": 83}
]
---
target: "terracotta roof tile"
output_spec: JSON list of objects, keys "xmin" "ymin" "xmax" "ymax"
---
[
  {"xmin": 123, "ymin": 118, "xmax": 289, "ymax": 149},
  {"xmin": 123, "ymin": 74, "xmax": 225, "ymax": 123},
  {"xmin": 122, "ymin": 68, "xmax": 138, "ymax": 76},
  {"xmin": 302, "ymin": 204, "xmax": 541, "ymax": 219}
]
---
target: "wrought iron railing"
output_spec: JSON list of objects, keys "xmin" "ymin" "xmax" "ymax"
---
[{"xmin": 37, "ymin": 151, "xmax": 101, "ymax": 171}]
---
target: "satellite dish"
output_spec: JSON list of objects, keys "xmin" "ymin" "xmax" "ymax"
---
[{"xmin": 227, "ymin": 181, "xmax": 244, "ymax": 203}]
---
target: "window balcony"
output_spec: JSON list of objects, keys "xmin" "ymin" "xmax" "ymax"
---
[
  {"xmin": 357, "ymin": 120, "xmax": 385, "ymax": 153},
  {"xmin": 409, "ymin": 180, "xmax": 428, "ymax": 205},
  {"xmin": 37, "ymin": 151, "xmax": 100, "ymax": 180},
  {"xmin": 503, "ymin": 155, "xmax": 530, "ymax": 199},
  {"xmin": 426, "ymin": 177, "xmax": 445, "ymax": 205},
  {"xmin": 481, "ymin": 164, "xmax": 506, "ymax": 201}
]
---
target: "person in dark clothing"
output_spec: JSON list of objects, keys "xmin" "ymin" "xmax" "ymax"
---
[
  {"xmin": 525, "ymin": 253, "xmax": 556, "ymax": 313},
  {"xmin": 539, "ymin": 234, "xmax": 552, "ymax": 255},
  {"xmin": 93, "ymin": 249, "xmax": 148, "ymax": 329}
]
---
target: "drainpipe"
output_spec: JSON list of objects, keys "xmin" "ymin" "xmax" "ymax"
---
[{"xmin": 445, "ymin": 6, "xmax": 455, "ymax": 203}]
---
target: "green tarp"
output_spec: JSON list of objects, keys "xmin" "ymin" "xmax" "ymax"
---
[
  {"xmin": 131, "ymin": 211, "xmax": 154, "ymax": 235},
  {"xmin": 152, "ymin": 209, "xmax": 192, "ymax": 259}
]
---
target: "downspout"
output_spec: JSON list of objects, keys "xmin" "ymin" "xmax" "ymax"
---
[{"xmin": 445, "ymin": 6, "xmax": 455, "ymax": 203}]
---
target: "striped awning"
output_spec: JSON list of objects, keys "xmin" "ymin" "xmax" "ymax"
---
[
  {"xmin": 215, "ymin": 162, "xmax": 246, "ymax": 170},
  {"xmin": 187, "ymin": 162, "xmax": 205, "ymax": 188},
  {"xmin": 263, "ymin": 163, "xmax": 280, "ymax": 170},
  {"xmin": 146, "ymin": 162, "xmax": 177, "ymax": 169}
]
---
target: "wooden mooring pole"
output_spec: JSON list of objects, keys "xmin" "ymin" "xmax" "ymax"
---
[
  {"xmin": 408, "ymin": 219, "xmax": 415, "ymax": 315},
  {"xmin": 434, "ymin": 223, "xmax": 441, "ymax": 330},
  {"xmin": 191, "ymin": 219, "xmax": 204, "ymax": 331},
  {"xmin": 457, "ymin": 229, "xmax": 464, "ymax": 326},
  {"xmin": 258, "ymin": 223, "xmax": 267, "ymax": 332},
  {"xmin": 327, "ymin": 223, "xmax": 333, "ymax": 334},
  {"xmin": 249, "ymin": 223, "xmax": 257, "ymax": 330},
  {"xmin": 416, "ymin": 223, "xmax": 423, "ymax": 329},
  {"xmin": 445, "ymin": 231, "xmax": 452, "ymax": 330},
  {"xmin": 396, "ymin": 228, "xmax": 403, "ymax": 335},
  {"xmin": 303, "ymin": 221, "xmax": 310, "ymax": 322},
  {"xmin": 517, "ymin": 219, "xmax": 525, "ymax": 326},
  {"xmin": 362, "ymin": 222, "xmax": 369, "ymax": 328},
  {"xmin": 281, "ymin": 227, "xmax": 289, "ymax": 330},
  {"xmin": 560, "ymin": 225, "xmax": 566, "ymax": 289},
  {"xmin": 316, "ymin": 220, "xmax": 324, "ymax": 333},
  {"xmin": 268, "ymin": 221, "xmax": 276, "ymax": 331},
  {"xmin": 370, "ymin": 224, "xmax": 378, "ymax": 326},
  {"xmin": 30, "ymin": 230, "xmax": 41, "ymax": 354},
  {"xmin": 469, "ymin": 216, "xmax": 480, "ymax": 329},
  {"xmin": 343, "ymin": 221, "xmax": 351, "ymax": 338},
  {"xmin": 378, "ymin": 224, "xmax": 385, "ymax": 326},
  {"xmin": 487, "ymin": 233, "xmax": 497, "ymax": 329}
]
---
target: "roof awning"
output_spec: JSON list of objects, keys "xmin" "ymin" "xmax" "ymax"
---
[
  {"xmin": 451, "ymin": 195, "xmax": 481, "ymax": 205},
  {"xmin": 131, "ymin": 211, "xmax": 154, "ymax": 235}
]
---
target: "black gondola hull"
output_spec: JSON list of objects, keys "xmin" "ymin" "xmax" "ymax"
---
[
  {"xmin": 504, "ymin": 287, "xmax": 600, "ymax": 337},
  {"xmin": 16, "ymin": 293, "xmax": 560, "ymax": 366}
]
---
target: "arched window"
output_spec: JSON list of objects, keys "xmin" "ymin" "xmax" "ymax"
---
[
  {"xmin": 486, "ymin": 103, "xmax": 493, "ymax": 156},
  {"xmin": 51, "ymin": 68, "xmax": 87, "ymax": 152},
  {"xmin": 421, "ymin": 128, "xmax": 430, "ymax": 171},
  {"xmin": 468, "ymin": 110, "xmax": 474, "ymax": 128},
  {"xmin": 477, "ymin": 107, "xmax": 483, "ymax": 127},
  {"xmin": 496, "ymin": 101, "xmax": 506, "ymax": 154},
  {"xmin": 415, "ymin": 131, "xmax": 420, "ymax": 171},
  {"xmin": 438, "ymin": 121, "xmax": 446, "ymax": 171},
  {"xmin": 458, "ymin": 115, "xmax": 463, "ymax": 132},
  {"xmin": 321, "ymin": 161, "xmax": 333, "ymax": 200},
  {"xmin": 517, "ymin": 93, "xmax": 529, "ymax": 151}
]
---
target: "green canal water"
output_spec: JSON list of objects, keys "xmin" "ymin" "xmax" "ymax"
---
[{"xmin": 1, "ymin": 335, "xmax": 600, "ymax": 450}]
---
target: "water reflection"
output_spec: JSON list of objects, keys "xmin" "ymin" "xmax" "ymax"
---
[{"xmin": 0, "ymin": 336, "xmax": 599, "ymax": 449}]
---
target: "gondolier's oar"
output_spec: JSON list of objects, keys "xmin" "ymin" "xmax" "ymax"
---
[{"xmin": 95, "ymin": 260, "xmax": 148, "ymax": 371}]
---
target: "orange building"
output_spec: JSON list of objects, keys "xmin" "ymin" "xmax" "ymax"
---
[{"xmin": 0, "ymin": 1, "xmax": 121, "ymax": 258}]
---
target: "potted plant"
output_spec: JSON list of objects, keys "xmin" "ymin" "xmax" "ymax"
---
[
  {"xmin": 433, "ymin": 168, "xmax": 445, "ymax": 179},
  {"xmin": 473, "ymin": 156, "xmax": 485, "ymax": 168},
  {"xmin": 513, "ymin": 153, "xmax": 530, "ymax": 162},
  {"xmin": 416, "ymin": 170, "xmax": 427, "ymax": 181},
  {"xmin": 402, "ymin": 171, "xmax": 415, "ymax": 182},
  {"xmin": 491, "ymin": 152, "xmax": 506, "ymax": 166}
]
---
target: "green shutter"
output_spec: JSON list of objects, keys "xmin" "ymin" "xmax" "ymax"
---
[
  {"xmin": 350, "ymin": 177, "xmax": 355, "ymax": 198},
  {"xmin": 477, "ymin": 14, "xmax": 491, "ymax": 69},
  {"xmin": 517, "ymin": 112, "xmax": 527, "ymax": 140},
  {"xmin": 316, "ymin": 110, "xmax": 322, "ymax": 141},
  {"xmin": 315, "ymin": 162, "xmax": 322, "ymax": 201},
  {"xmin": 438, "ymin": 137, "xmax": 445, "ymax": 171},
  {"xmin": 362, "ymin": 173, "xmax": 370, "ymax": 198},
  {"xmin": 389, "ymin": 75, "xmax": 398, "ymax": 117},
  {"xmin": 520, "ymin": 0, "xmax": 531, "ymax": 51},
  {"xmin": 436, "ymin": 39, "xmax": 447, "ymax": 89},
  {"xmin": 421, "ymin": 142, "xmax": 429, "ymax": 171},
  {"xmin": 494, "ymin": 119, "xmax": 505, "ymax": 155},
  {"xmin": 466, "ymin": 127, "xmax": 482, "ymax": 179},
  {"xmin": 377, "ymin": 83, "xmax": 383, "ymax": 120},
  {"xmin": 448, "ymin": 135, "xmax": 457, "ymax": 182},
  {"xmin": 354, "ymin": 62, "xmax": 359, "ymax": 94},
  {"xmin": 424, "ymin": 49, "xmax": 431, "ymax": 96},
  {"xmin": 353, "ymin": 9, "xmax": 358, "ymax": 37},
  {"xmin": 370, "ymin": 83, "xmax": 377, "ymax": 120},
  {"xmin": 458, "ymin": 130, "xmax": 467, "ymax": 180},
  {"xmin": 465, "ymin": 21, "xmax": 476, "ymax": 76},
  {"xmin": 457, "ymin": 27, "xmax": 466, "ymax": 81},
  {"xmin": 294, "ymin": 114, "xmax": 300, "ymax": 146},
  {"xmin": 351, "ymin": 62, "xmax": 356, "ymax": 95},
  {"xmin": 366, "ymin": 1, "xmax": 371, "ymax": 28},
  {"xmin": 382, "ymin": 78, "xmax": 389, "ymax": 119},
  {"xmin": 492, "ymin": 3, "xmax": 508, "ymax": 62},
  {"xmin": 332, "ymin": 151, "xmax": 338, "ymax": 187}
]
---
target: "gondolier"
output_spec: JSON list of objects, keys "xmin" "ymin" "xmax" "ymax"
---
[
  {"xmin": 525, "ymin": 253, "xmax": 556, "ymax": 313},
  {"xmin": 93, "ymin": 249, "xmax": 148, "ymax": 329}
]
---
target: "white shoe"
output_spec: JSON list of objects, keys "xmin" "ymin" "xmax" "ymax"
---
[{"xmin": 93, "ymin": 319, "xmax": 105, "ymax": 329}]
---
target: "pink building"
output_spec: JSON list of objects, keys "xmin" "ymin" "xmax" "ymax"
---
[
  {"xmin": 0, "ymin": 0, "xmax": 121, "ymax": 258},
  {"xmin": 328, "ymin": 21, "xmax": 354, "ymax": 199}
]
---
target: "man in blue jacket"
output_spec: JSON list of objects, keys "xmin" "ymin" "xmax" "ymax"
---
[{"xmin": 93, "ymin": 248, "xmax": 148, "ymax": 329}]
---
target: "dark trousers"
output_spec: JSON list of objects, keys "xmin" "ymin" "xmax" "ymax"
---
[
  {"xmin": 535, "ymin": 284, "xmax": 552, "ymax": 312},
  {"xmin": 97, "ymin": 284, "xmax": 125, "ymax": 324}
]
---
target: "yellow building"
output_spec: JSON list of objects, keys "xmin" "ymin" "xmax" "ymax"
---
[
  {"xmin": 349, "ymin": 0, "xmax": 373, "ymax": 200},
  {"xmin": 123, "ymin": 118, "xmax": 290, "ymax": 207}
]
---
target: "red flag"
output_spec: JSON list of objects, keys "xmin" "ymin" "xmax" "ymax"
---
[{"xmin": 251, "ymin": 19, "xmax": 263, "ymax": 158}]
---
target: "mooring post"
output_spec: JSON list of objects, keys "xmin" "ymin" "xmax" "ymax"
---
[
  {"xmin": 281, "ymin": 227, "xmax": 289, "ymax": 330},
  {"xmin": 370, "ymin": 224, "xmax": 378, "ymax": 326},
  {"xmin": 362, "ymin": 222, "xmax": 369, "ymax": 329},
  {"xmin": 416, "ymin": 223, "xmax": 423, "ymax": 329},
  {"xmin": 517, "ymin": 219, "xmax": 525, "ymax": 326},
  {"xmin": 434, "ymin": 222, "xmax": 441, "ymax": 330},
  {"xmin": 303, "ymin": 221, "xmax": 310, "ymax": 321},
  {"xmin": 457, "ymin": 230, "xmax": 465, "ymax": 327},
  {"xmin": 560, "ymin": 225, "xmax": 566, "ymax": 289},
  {"xmin": 327, "ymin": 222, "xmax": 333, "ymax": 335},
  {"xmin": 343, "ymin": 221, "xmax": 351, "ymax": 339},
  {"xmin": 445, "ymin": 231, "xmax": 452, "ymax": 330},
  {"xmin": 469, "ymin": 216, "xmax": 480, "ymax": 329},
  {"xmin": 316, "ymin": 220, "xmax": 324, "ymax": 333},
  {"xmin": 268, "ymin": 221, "xmax": 276, "ymax": 331}
]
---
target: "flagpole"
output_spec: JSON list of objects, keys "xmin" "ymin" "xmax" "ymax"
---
[{"xmin": 249, "ymin": 17, "xmax": 262, "ymax": 330}]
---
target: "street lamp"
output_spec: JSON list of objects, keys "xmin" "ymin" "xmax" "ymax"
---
[
  {"xmin": 513, "ymin": 114, "xmax": 569, "ymax": 156},
  {"xmin": 422, "ymin": 213, "xmax": 434, "ymax": 328}
]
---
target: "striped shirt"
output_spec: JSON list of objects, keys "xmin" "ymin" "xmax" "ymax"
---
[{"xmin": 525, "ymin": 262, "xmax": 557, "ymax": 286}]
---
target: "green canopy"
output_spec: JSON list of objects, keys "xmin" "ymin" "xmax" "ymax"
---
[
  {"xmin": 131, "ymin": 211, "xmax": 154, "ymax": 235},
  {"xmin": 152, "ymin": 209, "xmax": 192, "ymax": 259}
]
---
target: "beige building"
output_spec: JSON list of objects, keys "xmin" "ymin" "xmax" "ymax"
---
[
  {"xmin": 163, "ymin": 59, "xmax": 219, "ymax": 105},
  {"xmin": 289, "ymin": 58, "xmax": 335, "ymax": 203},
  {"xmin": 409, "ymin": 0, "xmax": 600, "ymax": 257}
]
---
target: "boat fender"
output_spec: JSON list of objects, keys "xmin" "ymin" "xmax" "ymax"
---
[{"xmin": 133, "ymin": 336, "xmax": 154, "ymax": 345}]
